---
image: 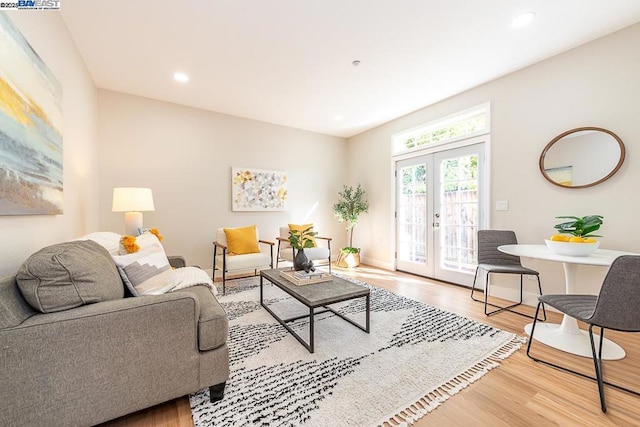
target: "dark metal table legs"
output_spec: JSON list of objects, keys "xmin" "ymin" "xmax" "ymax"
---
[{"xmin": 260, "ymin": 283, "xmax": 370, "ymax": 353}]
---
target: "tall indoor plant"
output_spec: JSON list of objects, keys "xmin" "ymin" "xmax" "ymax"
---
[{"xmin": 333, "ymin": 184, "xmax": 369, "ymax": 267}]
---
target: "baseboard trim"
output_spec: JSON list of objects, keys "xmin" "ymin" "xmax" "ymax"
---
[{"xmin": 360, "ymin": 256, "xmax": 394, "ymax": 271}]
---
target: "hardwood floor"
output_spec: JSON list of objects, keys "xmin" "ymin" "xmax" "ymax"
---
[{"xmin": 102, "ymin": 265, "xmax": 640, "ymax": 426}]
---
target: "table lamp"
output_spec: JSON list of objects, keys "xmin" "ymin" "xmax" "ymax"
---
[{"xmin": 112, "ymin": 187, "xmax": 155, "ymax": 235}]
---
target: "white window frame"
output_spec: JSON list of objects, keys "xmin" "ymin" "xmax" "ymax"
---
[{"xmin": 391, "ymin": 102, "xmax": 491, "ymax": 157}]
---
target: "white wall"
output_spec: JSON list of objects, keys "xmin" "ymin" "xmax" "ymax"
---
[
  {"xmin": 0, "ymin": 12, "xmax": 99, "ymax": 277},
  {"xmin": 97, "ymin": 90, "xmax": 348, "ymax": 272},
  {"xmin": 347, "ymin": 23, "xmax": 640, "ymax": 300}
]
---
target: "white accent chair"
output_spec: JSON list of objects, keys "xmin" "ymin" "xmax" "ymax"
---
[
  {"xmin": 213, "ymin": 227, "xmax": 274, "ymax": 294},
  {"xmin": 275, "ymin": 226, "xmax": 332, "ymax": 272}
]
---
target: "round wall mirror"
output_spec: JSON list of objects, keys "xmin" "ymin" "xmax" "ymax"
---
[{"xmin": 539, "ymin": 127, "xmax": 625, "ymax": 189}]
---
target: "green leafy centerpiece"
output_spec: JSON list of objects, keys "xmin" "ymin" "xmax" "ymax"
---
[
  {"xmin": 288, "ymin": 226, "xmax": 317, "ymax": 272},
  {"xmin": 288, "ymin": 226, "xmax": 317, "ymax": 250},
  {"xmin": 550, "ymin": 215, "xmax": 603, "ymax": 242},
  {"xmin": 546, "ymin": 215, "xmax": 603, "ymax": 256}
]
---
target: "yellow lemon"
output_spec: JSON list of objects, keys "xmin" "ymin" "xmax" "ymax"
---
[
  {"xmin": 569, "ymin": 236, "xmax": 586, "ymax": 243},
  {"xmin": 583, "ymin": 238, "xmax": 597, "ymax": 243},
  {"xmin": 550, "ymin": 234, "xmax": 570, "ymax": 242}
]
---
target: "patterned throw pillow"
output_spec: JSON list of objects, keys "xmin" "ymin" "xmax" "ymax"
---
[{"xmin": 112, "ymin": 233, "xmax": 172, "ymax": 296}]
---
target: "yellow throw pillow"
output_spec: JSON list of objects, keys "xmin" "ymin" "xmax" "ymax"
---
[
  {"xmin": 288, "ymin": 223, "xmax": 317, "ymax": 247},
  {"xmin": 224, "ymin": 225, "xmax": 260, "ymax": 255}
]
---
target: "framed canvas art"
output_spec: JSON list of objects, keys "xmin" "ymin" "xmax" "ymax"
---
[
  {"xmin": 232, "ymin": 167, "xmax": 287, "ymax": 211},
  {"xmin": 0, "ymin": 12, "xmax": 63, "ymax": 215}
]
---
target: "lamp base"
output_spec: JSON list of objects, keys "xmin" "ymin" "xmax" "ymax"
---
[{"xmin": 124, "ymin": 212, "xmax": 143, "ymax": 236}]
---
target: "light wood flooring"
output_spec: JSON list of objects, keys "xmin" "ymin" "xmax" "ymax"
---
[{"xmin": 102, "ymin": 264, "xmax": 640, "ymax": 426}]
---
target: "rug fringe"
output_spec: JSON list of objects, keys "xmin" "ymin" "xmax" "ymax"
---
[{"xmin": 377, "ymin": 335, "xmax": 525, "ymax": 427}]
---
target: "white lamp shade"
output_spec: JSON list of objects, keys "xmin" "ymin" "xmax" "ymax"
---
[{"xmin": 112, "ymin": 187, "xmax": 155, "ymax": 212}]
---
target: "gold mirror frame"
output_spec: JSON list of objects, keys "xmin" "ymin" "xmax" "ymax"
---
[{"xmin": 539, "ymin": 127, "xmax": 625, "ymax": 189}]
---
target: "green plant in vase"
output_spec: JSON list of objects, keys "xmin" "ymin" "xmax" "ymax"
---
[
  {"xmin": 288, "ymin": 226, "xmax": 317, "ymax": 272},
  {"xmin": 288, "ymin": 226, "xmax": 317, "ymax": 250},
  {"xmin": 551, "ymin": 215, "xmax": 603, "ymax": 243}
]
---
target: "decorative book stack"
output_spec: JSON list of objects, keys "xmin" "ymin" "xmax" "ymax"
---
[{"xmin": 279, "ymin": 270, "xmax": 332, "ymax": 286}]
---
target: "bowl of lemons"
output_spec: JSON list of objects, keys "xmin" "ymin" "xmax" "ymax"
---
[
  {"xmin": 545, "ymin": 215, "xmax": 603, "ymax": 257},
  {"xmin": 545, "ymin": 235, "xmax": 599, "ymax": 257}
]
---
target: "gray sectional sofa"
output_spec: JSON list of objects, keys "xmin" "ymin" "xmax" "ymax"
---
[{"xmin": 0, "ymin": 240, "xmax": 229, "ymax": 426}]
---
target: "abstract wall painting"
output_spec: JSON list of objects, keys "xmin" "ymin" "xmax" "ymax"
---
[
  {"xmin": 0, "ymin": 12, "xmax": 63, "ymax": 215},
  {"xmin": 232, "ymin": 167, "xmax": 287, "ymax": 211}
]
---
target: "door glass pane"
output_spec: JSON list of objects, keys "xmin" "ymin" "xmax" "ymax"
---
[
  {"xmin": 439, "ymin": 154, "xmax": 478, "ymax": 274},
  {"xmin": 398, "ymin": 164, "xmax": 427, "ymax": 264}
]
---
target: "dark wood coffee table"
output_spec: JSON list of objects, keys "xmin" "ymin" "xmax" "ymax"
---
[{"xmin": 260, "ymin": 269, "xmax": 370, "ymax": 353}]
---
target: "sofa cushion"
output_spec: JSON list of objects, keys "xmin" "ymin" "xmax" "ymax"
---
[
  {"xmin": 177, "ymin": 285, "xmax": 228, "ymax": 351},
  {"xmin": 16, "ymin": 240, "xmax": 124, "ymax": 313},
  {"xmin": 215, "ymin": 252, "xmax": 272, "ymax": 271}
]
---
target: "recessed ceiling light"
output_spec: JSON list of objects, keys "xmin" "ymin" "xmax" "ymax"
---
[
  {"xmin": 352, "ymin": 60, "xmax": 361, "ymax": 67},
  {"xmin": 173, "ymin": 72, "xmax": 189, "ymax": 83},
  {"xmin": 512, "ymin": 11, "xmax": 535, "ymax": 28}
]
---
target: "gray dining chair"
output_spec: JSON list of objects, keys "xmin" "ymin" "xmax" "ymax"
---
[
  {"xmin": 471, "ymin": 230, "xmax": 546, "ymax": 320},
  {"xmin": 527, "ymin": 255, "xmax": 640, "ymax": 413}
]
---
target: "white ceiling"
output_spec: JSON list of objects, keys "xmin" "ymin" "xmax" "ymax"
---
[{"xmin": 60, "ymin": 1, "xmax": 640, "ymax": 138}]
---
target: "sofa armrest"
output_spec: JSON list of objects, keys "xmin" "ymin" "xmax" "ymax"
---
[
  {"xmin": 168, "ymin": 255, "xmax": 187, "ymax": 269},
  {"xmin": 174, "ymin": 285, "xmax": 228, "ymax": 351},
  {"xmin": 259, "ymin": 239, "xmax": 275, "ymax": 246},
  {"xmin": 0, "ymin": 293, "xmax": 203, "ymax": 426}
]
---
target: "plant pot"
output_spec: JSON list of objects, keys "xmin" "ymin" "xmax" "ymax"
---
[
  {"xmin": 293, "ymin": 249, "xmax": 309, "ymax": 271},
  {"xmin": 337, "ymin": 249, "xmax": 361, "ymax": 268}
]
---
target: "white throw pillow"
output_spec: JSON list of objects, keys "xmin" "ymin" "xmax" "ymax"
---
[{"xmin": 80, "ymin": 231, "xmax": 122, "ymax": 256}]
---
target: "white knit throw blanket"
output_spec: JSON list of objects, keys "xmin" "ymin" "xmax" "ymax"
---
[{"xmin": 168, "ymin": 267, "xmax": 218, "ymax": 296}]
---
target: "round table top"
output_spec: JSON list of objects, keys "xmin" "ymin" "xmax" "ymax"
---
[{"xmin": 498, "ymin": 244, "xmax": 638, "ymax": 267}]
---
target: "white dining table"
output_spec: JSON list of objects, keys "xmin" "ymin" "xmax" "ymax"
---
[{"xmin": 498, "ymin": 244, "xmax": 637, "ymax": 360}]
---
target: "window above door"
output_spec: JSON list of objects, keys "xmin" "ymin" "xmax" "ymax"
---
[{"xmin": 392, "ymin": 103, "xmax": 490, "ymax": 156}]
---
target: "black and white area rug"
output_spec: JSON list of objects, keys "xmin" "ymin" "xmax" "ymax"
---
[{"xmin": 189, "ymin": 275, "xmax": 525, "ymax": 426}]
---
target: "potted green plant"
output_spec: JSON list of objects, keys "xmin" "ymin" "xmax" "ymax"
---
[
  {"xmin": 288, "ymin": 226, "xmax": 317, "ymax": 271},
  {"xmin": 333, "ymin": 184, "xmax": 369, "ymax": 267},
  {"xmin": 551, "ymin": 215, "xmax": 603, "ymax": 241},
  {"xmin": 547, "ymin": 215, "xmax": 603, "ymax": 256}
]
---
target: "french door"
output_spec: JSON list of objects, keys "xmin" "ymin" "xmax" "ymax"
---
[{"xmin": 395, "ymin": 143, "xmax": 485, "ymax": 286}]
